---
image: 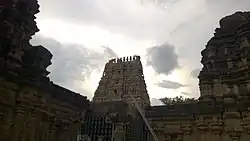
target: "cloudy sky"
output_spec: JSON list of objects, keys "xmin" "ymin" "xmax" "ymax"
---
[{"xmin": 32, "ymin": 0, "xmax": 250, "ymax": 105}]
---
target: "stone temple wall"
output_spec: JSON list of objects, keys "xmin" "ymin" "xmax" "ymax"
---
[
  {"xmin": 88, "ymin": 11, "xmax": 250, "ymax": 141},
  {"xmin": 0, "ymin": 1, "xmax": 90, "ymax": 141},
  {"xmin": 2, "ymin": 1, "xmax": 250, "ymax": 141},
  {"xmin": 198, "ymin": 11, "xmax": 250, "ymax": 101},
  {"xmin": 0, "ymin": 76, "xmax": 89, "ymax": 141},
  {"xmin": 145, "ymin": 11, "xmax": 250, "ymax": 141}
]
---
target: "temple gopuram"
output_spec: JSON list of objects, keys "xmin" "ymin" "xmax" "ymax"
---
[
  {"xmin": 1, "ymin": 0, "xmax": 250, "ymax": 141},
  {"xmin": 0, "ymin": 1, "xmax": 89, "ymax": 141},
  {"xmin": 81, "ymin": 56, "xmax": 149, "ymax": 141},
  {"xmin": 81, "ymin": 11, "xmax": 250, "ymax": 141}
]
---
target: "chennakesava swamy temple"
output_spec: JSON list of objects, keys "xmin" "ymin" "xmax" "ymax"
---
[{"xmin": 1, "ymin": 0, "xmax": 250, "ymax": 141}]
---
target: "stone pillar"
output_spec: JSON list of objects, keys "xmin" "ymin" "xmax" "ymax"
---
[
  {"xmin": 38, "ymin": 116, "xmax": 50, "ymax": 141},
  {"xmin": 209, "ymin": 116, "xmax": 223, "ymax": 141},
  {"xmin": 191, "ymin": 128, "xmax": 200, "ymax": 141},
  {"xmin": 210, "ymin": 127, "xmax": 222, "ymax": 141},
  {"xmin": 213, "ymin": 79, "xmax": 223, "ymax": 97},
  {"xmin": 145, "ymin": 129, "xmax": 154, "ymax": 141},
  {"xmin": 10, "ymin": 106, "xmax": 26, "ymax": 141},
  {"xmin": 246, "ymin": 81, "xmax": 250, "ymax": 93},
  {"xmin": 240, "ymin": 111, "xmax": 250, "ymax": 141},
  {"xmin": 112, "ymin": 123, "xmax": 125, "ymax": 141},
  {"xmin": 23, "ymin": 111, "xmax": 38, "ymax": 141},
  {"xmin": 68, "ymin": 123, "xmax": 81, "ymax": 141},
  {"xmin": 0, "ymin": 106, "xmax": 13, "ymax": 140},
  {"xmin": 197, "ymin": 124, "xmax": 208, "ymax": 141},
  {"xmin": 224, "ymin": 112, "xmax": 243, "ymax": 141},
  {"xmin": 28, "ymin": 111, "xmax": 37, "ymax": 141},
  {"xmin": 181, "ymin": 124, "xmax": 193, "ymax": 141},
  {"xmin": 233, "ymin": 85, "xmax": 239, "ymax": 95},
  {"xmin": 49, "ymin": 123, "xmax": 57, "ymax": 141}
]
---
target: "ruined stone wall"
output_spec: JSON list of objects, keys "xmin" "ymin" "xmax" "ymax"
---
[
  {"xmin": 199, "ymin": 11, "xmax": 250, "ymax": 100},
  {"xmin": 145, "ymin": 11, "xmax": 250, "ymax": 141},
  {"xmin": 0, "ymin": 1, "xmax": 90, "ymax": 141},
  {"xmin": 0, "ymin": 76, "xmax": 89, "ymax": 141},
  {"xmin": 93, "ymin": 55, "xmax": 150, "ymax": 108}
]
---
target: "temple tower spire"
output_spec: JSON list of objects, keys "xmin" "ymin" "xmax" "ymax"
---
[{"xmin": 93, "ymin": 55, "xmax": 150, "ymax": 108}]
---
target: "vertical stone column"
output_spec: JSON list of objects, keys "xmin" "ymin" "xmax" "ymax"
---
[
  {"xmin": 200, "ymin": 130, "xmax": 207, "ymax": 141},
  {"xmin": 34, "ymin": 112, "xmax": 43, "ymax": 141},
  {"xmin": 224, "ymin": 111, "xmax": 242, "ymax": 141},
  {"xmin": 10, "ymin": 106, "xmax": 26, "ymax": 141},
  {"xmin": 246, "ymin": 80, "xmax": 250, "ymax": 93},
  {"xmin": 112, "ymin": 123, "xmax": 124, "ymax": 141},
  {"xmin": 182, "ymin": 130, "xmax": 193, "ymax": 141},
  {"xmin": 241, "ymin": 111, "xmax": 250, "ymax": 136},
  {"xmin": 49, "ymin": 122, "xmax": 57, "ymax": 141},
  {"xmin": 197, "ymin": 124, "xmax": 208, "ymax": 141},
  {"xmin": 147, "ymin": 130, "xmax": 152, "ymax": 141},
  {"xmin": 210, "ymin": 117, "xmax": 223, "ymax": 141},
  {"xmin": 1, "ymin": 107, "xmax": 13, "ymax": 140},
  {"xmin": 28, "ymin": 111, "xmax": 37, "ymax": 141},
  {"xmin": 23, "ymin": 111, "xmax": 35, "ymax": 141},
  {"xmin": 211, "ymin": 130, "xmax": 222, "ymax": 141},
  {"xmin": 45, "ymin": 120, "xmax": 51, "ymax": 141},
  {"xmin": 213, "ymin": 79, "xmax": 224, "ymax": 97},
  {"xmin": 181, "ymin": 124, "xmax": 193, "ymax": 141},
  {"xmin": 68, "ymin": 122, "xmax": 81, "ymax": 141}
]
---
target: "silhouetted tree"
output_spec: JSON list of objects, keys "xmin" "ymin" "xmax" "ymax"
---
[{"xmin": 159, "ymin": 96, "xmax": 198, "ymax": 105}]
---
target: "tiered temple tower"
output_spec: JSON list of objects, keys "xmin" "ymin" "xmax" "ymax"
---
[
  {"xmin": 81, "ymin": 56, "xmax": 149, "ymax": 141},
  {"xmin": 199, "ymin": 11, "xmax": 250, "ymax": 101},
  {"xmin": 93, "ymin": 55, "xmax": 150, "ymax": 108}
]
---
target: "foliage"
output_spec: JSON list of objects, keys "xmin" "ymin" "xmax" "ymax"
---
[{"xmin": 159, "ymin": 96, "xmax": 198, "ymax": 105}]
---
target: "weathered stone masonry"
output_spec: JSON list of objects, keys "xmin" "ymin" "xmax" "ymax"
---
[
  {"xmin": 145, "ymin": 11, "xmax": 250, "ymax": 141},
  {"xmin": 83, "ymin": 11, "xmax": 250, "ymax": 141},
  {"xmin": 2, "ymin": 1, "xmax": 250, "ymax": 141},
  {"xmin": 0, "ymin": 1, "xmax": 90, "ymax": 141}
]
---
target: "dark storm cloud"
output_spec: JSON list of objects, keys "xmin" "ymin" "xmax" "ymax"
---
[
  {"xmin": 30, "ymin": 35, "xmax": 117, "ymax": 96},
  {"xmin": 146, "ymin": 43, "xmax": 179, "ymax": 75},
  {"xmin": 190, "ymin": 68, "xmax": 201, "ymax": 78},
  {"xmin": 156, "ymin": 80, "xmax": 186, "ymax": 89}
]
